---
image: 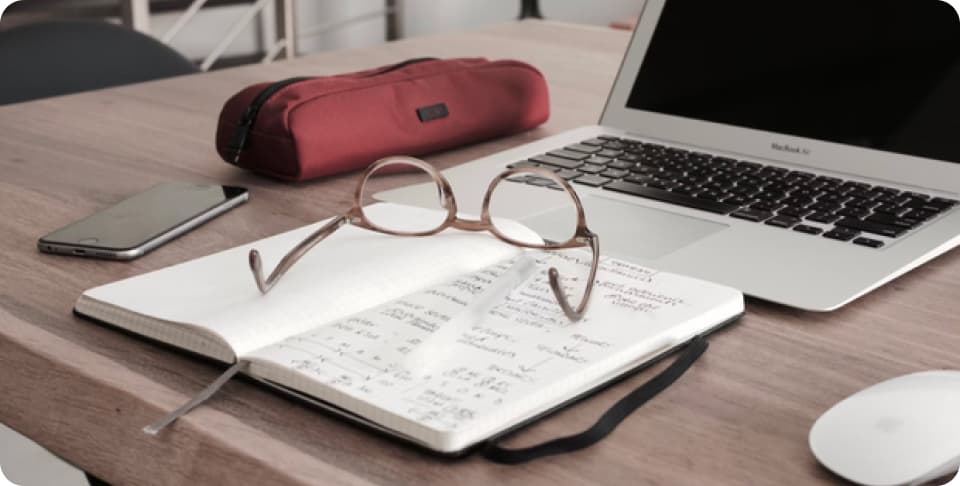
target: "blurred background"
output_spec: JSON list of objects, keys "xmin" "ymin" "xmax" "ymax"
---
[
  {"xmin": 1, "ymin": 0, "xmax": 642, "ymax": 71},
  {"xmin": 0, "ymin": 2, "xmax": 644, "ymax": 484}
]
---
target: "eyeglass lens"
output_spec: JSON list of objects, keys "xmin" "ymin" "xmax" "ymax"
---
[{"xmin": 359, "ymin": 160, "xmax": 449, "ymax": 234}]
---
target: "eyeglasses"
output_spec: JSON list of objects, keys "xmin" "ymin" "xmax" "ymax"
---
[{"xmin": 249, "ymin": 156, "xmax": 600, "ymax": 321}]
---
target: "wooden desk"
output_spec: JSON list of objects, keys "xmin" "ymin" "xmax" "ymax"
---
[{"xmin": 1, "ymin": 20, "xmax": 958, "ymax": 486}]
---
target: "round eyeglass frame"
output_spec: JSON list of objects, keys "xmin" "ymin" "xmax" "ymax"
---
[{"xmin": 250, "ymin": 156, "xmax": 600, "ymax": 321}]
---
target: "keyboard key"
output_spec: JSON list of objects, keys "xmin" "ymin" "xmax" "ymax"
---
[
  {"xmin": 901, "ymin": 197, "xmax": 934, "ymax": 209},
  {"xmin": 585, "ymin": 155, "xmax": 613, "ymax": 165},
  {"xmin": 903, "ymin": 191, "xmax": 930, "ymax": 200},
  {"xmin": 572, "ymin": 174, "xmax": 612, "ymax": 187},
  {"xmin": 807, "ymin": 212, "xmax": 841, "ymax": 224},
  {"xmin": 659, "ymin": 169, "xmax": 684, "ymax": 180},
  {"xmin": 507, "ymin": 161, "xmax": 540, "ymax": 169},
  {"xmin": 892, "ymin": 195, "xmax": 913, "ymax": 206},
  {"xmin": 705, "ymin": 182, "xmax": 734, "ymax": 193},
  {"xmin": 724, "ymin": 195, "xmax": 755, "ymax": 207},
  {"xmin": 597, "ymin": 149, "xmax": 623, "ymax": 158},
  {"xmin": 765, "ymin": 215, "xmax": 800, "ymax": 228},
  {"xmin": 581, "ymin": 138, "xmax": 606, "ymax": 146},
  {"xmin": 781, "ymin": 197, "xmax": 814, "ymax": 208},
  {"xmin": 788, "ymin": 170, "xmax": 816, "ymax": 179},
  {"xmin": 647, "ymin": 179, "xmax": 678, "ymax": 190},
  {"xmin": 642, "ymin": 143, "xmax": 665, "ymax": 152},
  {"xmin": 874, "ymin": 204, "xmax": 911, "ymax": 216},
  {"xmin": 623, "ymin": 174, "xmax": 654, "ymax": 185},
  {"xmin": 902, "ymin": 210, "xmax": 937, "ymax": 222},
  {"xmin": 598, "ymin": 135, "xmax": 621, "ymax": 141},
  {"xmin": 750, "ymin": 201, "xmax": 784, "ymax": 212},
  {"xmin": 853, "ymin": 237, "xmax": 885, "ymax": 248},
  {"xmin": 835, "ymin": 218, "xmax": 907, "ymax": 238},
  {"xmin": 838, "ymin": 207, "xmax": 871, "ymax": 219},
  {"xmin": 578, "ymin": 164, "xmax": 606, "ymax": 174},
  {"xmin": 793, "ymin": 224, "xmax": 824, "ymax": 235},
  {"xmin": 919, "ymin": 200, "xmax": 957, "ymax": 212},
  {"xmin": 873, "ymin": 194, "xmax": 900, "ymax": 205},
  {"xmin": 754, "ymin": 168, "xmax": 779, "ymax": 178},
  {"xmin": 736, "ymin": 160, "xmax": 763, "ymax": 170},
  {"xmin": 692, "ymin": 190, "xmax": 722, "ymax": 201},
  {"xmin": 823, "ymin": 227, "xmax": 860, "ymax": 241},
  {"xmin": 607, "ymin": 160, "xmax": 634, "ymax": 170},
  {"xmin": 565, "ymin": 144, "xmax": 602, "ymax": 154},
  {"xmin": 603, "ymin": 141, "xmax": 626, "ymax": 150},
  {"xmin": 730, "ymin": 186, "xmax": 761, "ymax": 197},
  {"xmin": 601, "ymin": 168, "xmax": 630, "ymax": 179},
  {"xmin": 526, "ymin": 176, "xmax": 557, "ymax": 187},
  {"xmin": 530, "ymin": 154, "xmax": 583, "ymax": 170},
  {"xmin": 730, "ymin": 208, "xmax": 774, "ymax": 222},
  {"xmin": 865, "ymin": 213, "xmax": 920, "ymax": 229},
  {"xmin": 666, "ymin": 147, "xmax": 691, "ymax": 158},
  {"xmin": 631, "ymin": 165, "xmax": 659, "ymax": 176},
  {"xmin": 814, "ymin": 175, "xmax": 843, "ymax": 185},
  {"xmin": 844, "ymin": 198, "xmax": 880, "ymax": 210},
  {"xmin": 779, "ymin": 206, "xmax": 814, "ymax": 218},
  {"xmin": 756, "ymin": 191, "xmax": 787, "ymax": 202},
  {"xmin": 548, "ymin": 150, "xmax": 590, "ymax": 161},
  {"xmin": 841, "ymin": 181, "xmax": 871, "ymax": 191},
  {"xmin": 817, "ymin": 193, "xmax": 851, "ymax": 205},
  {"xmin": 787, "ymin": 188, "xmax": 823, "ymax": 200},
  {"xmin": 809, "ymin": 201, "xmax": 842, "ymax": 213},
  {"xmin": 555, "ymin": 169, "xmax": 582, "ymax": 180},
  {"xmin": 871, "ymin": 186, "xmax": 901, "ymax": 196},
  {"xmin": 931, "ymin": 197, "xmax": 958, "ymax": 207},
  {"xmin": 764, "ymin": 181, "xmax": 792, "ymax": 193},
  {"xmin": 604, "ymin": 181, "xmax": 739, "ymax": 214}
]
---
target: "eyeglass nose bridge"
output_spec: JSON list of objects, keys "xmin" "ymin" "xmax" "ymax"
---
[{"xmin": 450, "ymin": 217, "xmax": 490, "ymax": 232}]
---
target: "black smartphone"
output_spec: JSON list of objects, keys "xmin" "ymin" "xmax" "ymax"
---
[{"xmin": 38, "ymin": 182, "xmax": 249, "ymax": 260}]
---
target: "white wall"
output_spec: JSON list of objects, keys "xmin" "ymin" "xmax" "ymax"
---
[
  {"xmin": 402, "ymin": 0, "xmax": 645, "ymax": 36},
  {"xmin": 154, "ymin": 0, "xmax": 644, "ymax": 62}
]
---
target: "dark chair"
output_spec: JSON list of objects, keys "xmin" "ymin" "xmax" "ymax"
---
[
  {"xmin": 0, "ymin": 20, "xmax": 198, "ymax": 105},
  {"xmin": 519, "ymin": 0, "xmax": 543, "ymax": 19}
]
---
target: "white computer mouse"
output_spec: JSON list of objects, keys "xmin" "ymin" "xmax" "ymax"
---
[{"xmin": 809, "ymin": 371, "xmax": 960, "ymax": 486}]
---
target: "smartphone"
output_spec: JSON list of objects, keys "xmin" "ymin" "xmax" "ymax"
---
[{"xmin": 38, "ymin": 182, "xmax": 249, "ymax": 260}]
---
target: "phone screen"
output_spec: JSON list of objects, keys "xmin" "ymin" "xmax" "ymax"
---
[{"xmin": 40, "ymin": 182, "xmax": 248, "ymax": 251}]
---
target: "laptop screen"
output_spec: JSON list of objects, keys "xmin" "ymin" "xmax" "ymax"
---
[{"xmin": 626, "ymin": 0, "xmax": 960, "ymax": 163}]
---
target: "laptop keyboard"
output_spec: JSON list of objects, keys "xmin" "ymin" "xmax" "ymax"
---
[{"xmin": 507, "ymin": 135, "xmax": 957, "ymax": 249}]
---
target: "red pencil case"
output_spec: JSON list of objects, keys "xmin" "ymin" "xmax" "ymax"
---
[{"xmin": 215, "ymin": 57, "xmax": 550, "ymax": 181}]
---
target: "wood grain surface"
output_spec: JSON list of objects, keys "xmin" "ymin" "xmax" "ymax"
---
[{"xmin": 1, "ymin": 20, "xmax": 958, "ymax": 486}]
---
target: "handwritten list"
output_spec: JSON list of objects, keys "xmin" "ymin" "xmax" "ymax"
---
[{"xmin": 247, "ymin": 250, "xmax": 736, "ymax": 435}]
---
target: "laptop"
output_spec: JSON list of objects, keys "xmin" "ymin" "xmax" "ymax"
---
[{"xmin": 378, "ymin": 0, "xmax": 960, "ymax": 311}]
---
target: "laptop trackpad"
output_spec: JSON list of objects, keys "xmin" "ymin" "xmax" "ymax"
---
[{"xmin": 520, "ymin": 195, "xmax": 729, "ymax": 260}]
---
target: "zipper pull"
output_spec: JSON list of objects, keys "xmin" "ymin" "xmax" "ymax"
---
[{"xmin": 229, "ymin": 106, "xmax": 256, "ymax": 164}]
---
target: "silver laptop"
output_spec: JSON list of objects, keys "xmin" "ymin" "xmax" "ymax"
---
[{"xmin": 378, "ymin": 0, "xmax": 960, "ymax": 311}]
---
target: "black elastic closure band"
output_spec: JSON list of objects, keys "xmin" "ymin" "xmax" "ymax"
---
[{"xmin": 481, "ymin": 336, "xmax": 709, "ymax": 465}]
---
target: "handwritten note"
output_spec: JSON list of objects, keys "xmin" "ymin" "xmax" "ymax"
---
[{"xmin": 247, "ymin": 250, "xmax": 740, "ymax": 438}]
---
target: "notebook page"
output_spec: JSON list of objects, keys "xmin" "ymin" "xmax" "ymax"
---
[
  {"xmin": 246, "ymin": 252, "xmax": 743, "ymax": 451},
  {"xmin": 79, "ymin": 203, "xmax": 534, "ymax": 357}
]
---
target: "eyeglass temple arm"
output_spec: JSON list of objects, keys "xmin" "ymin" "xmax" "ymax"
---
[
  {"xmin": 548, "ymin": 232, "xmax": 600, "ymax": 322},
  {"xmin": 249, "ymin": 215, "xmax": 349, "ymax": 294}
]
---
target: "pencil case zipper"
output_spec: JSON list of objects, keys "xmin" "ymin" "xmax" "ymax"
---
[{"xmin": 227, "ymin": 57, "xmax": 438, "ymax": 163}]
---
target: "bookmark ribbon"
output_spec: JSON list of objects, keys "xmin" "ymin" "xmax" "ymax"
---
[
  {"xmin": 143, "ymin": 360, "xmax": 248, "ymax": 436},
  {"xmin": 481, "ymin": 335, "xmax": 708, "ymax": 465}
]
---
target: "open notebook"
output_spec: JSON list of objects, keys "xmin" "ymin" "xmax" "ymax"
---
[{"xmin": 75, "ymin": 203, "xmax": 744, "ymax": 454}]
